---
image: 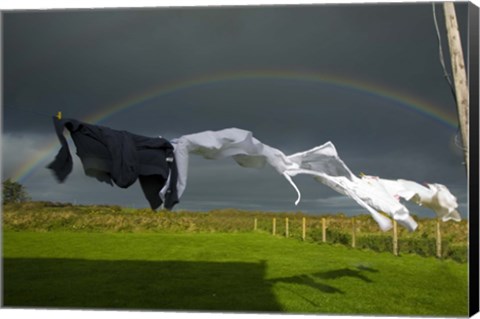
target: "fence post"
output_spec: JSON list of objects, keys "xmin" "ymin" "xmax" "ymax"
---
[
  {"xmin": 285, "ymin": 217, "xmax": 289, "ymax": 238},
  {"xmin": 393, "ymin": 220, "xmax": 398, "ymax": 256},
  {"xmin": 352, "ymin": 217, "xmax": 356, "ymax": 248},
  {"xmin": 254, "ymin": 218, "xmax": 257, "ymax": 231},
  {"xmin": 322, "ymin": 217, "xmax": 327, "ymax": 243},
  {"xmin": 272, "ymin": 218, "xmax": 276, "ymax": 236},
  {"xmin": 302, "ymin": 217, "xmax": 306, "ymax": 241},
  {"xmin": 436, "ymin": 219, "xmax": 442, "ymax": 258}
]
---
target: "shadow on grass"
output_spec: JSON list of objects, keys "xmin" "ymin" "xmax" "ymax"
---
[
  {"xmin": 312, "ymin": 267, "xmax": 377, "ymax": 283},
  {"xmin": 269, "ymin": 274, "xmax": 344, "ymax": 294},
  {"xmin": 3, "ymin": 258, "xmax": 280, "ymax": 312},
  {"xmin": 269, "ymin": 265, "xmax": 378, "ymax": 295}
]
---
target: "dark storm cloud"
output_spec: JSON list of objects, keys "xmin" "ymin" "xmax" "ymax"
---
[
  {"xmin": 4, "ymin": 3, "xmax": 465, "ymax": 130},
  {"xmin": 2, "ymin": 2, "xmax": 469, "ymax": 217}
]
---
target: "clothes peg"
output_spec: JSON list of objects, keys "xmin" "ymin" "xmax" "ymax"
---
[{"xmin": 56, "ymin": 111, "xmax": 62, "ymax": 120}]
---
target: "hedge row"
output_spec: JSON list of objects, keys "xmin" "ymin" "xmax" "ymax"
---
[
  {"xmin": 308, "ymin": 229, "xmax": 467, "ymax": 263},
  {"xmin": 3, "ymin": 202, "xmax": 468, "ymax": 262}
]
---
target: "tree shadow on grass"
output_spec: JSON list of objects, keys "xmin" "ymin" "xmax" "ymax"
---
[{"xmin": 3, "ymin": 258, "xmax": 281, "ymax": 312}]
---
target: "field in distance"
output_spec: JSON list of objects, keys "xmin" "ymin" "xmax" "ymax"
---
[{"xmin": 3, "ymin": 201, "xmax": 469, "ymax": 262}]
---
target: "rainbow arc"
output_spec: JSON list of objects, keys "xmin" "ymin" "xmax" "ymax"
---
[{"xmin": 10, "ymin": 70, "xmax": 458, "ymax": 183}]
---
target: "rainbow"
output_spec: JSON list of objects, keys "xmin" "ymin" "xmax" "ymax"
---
[{"xmin": 11, "ymin": 69, "xmax": 459, "ymax": 183}]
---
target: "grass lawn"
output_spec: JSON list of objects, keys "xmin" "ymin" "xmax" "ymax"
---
[{"xmin": 2, "ymin": 231, "xmax": 468, "ymax": 316}]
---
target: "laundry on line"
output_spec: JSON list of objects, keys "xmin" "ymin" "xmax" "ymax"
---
[
  {"xmin": 48, "ymin": 117, "xmax": 461, "ymax": 232},
  {"xmin": 47, "ymin": 117, "xmax": 179, "ymax": 210}
]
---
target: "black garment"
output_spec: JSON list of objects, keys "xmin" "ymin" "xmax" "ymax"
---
[{"xmin": 47, "ymin": 117, "xmax": 179, "ymax": 210}]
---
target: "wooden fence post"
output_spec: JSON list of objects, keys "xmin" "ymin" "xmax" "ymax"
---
[
  {"xmin": 272, "ymin": 218, "xmax": 276, "ymax": 236},
  {"xmin": 352, "ymin": 217, "xmax": 356, "ymax": 248},
  {"xmin": 302, "ymin": 217, "xmax": 306, "ymax": 241},
  {"xmin": 436, "ymin": 219, "xmax": 442, "ymax": 258},
  {"xmin": 285, "ymin": 217, "xmax": 289, "ymax": 238},
  {"xmin": 322, "ymin": 217, "xmax": 327, "ymax": 243},
  {"xmin": 254, "ymin": 218, "xmax": 257, "ymax": 231},
  {"xmin": 393, "ymin": 220, "xmax": 398, "ymax": 256}
]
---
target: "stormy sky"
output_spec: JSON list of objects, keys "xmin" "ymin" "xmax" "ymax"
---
[{"xmin": 2, "ymin": 2, "xmax": 470, "ymax": 218}]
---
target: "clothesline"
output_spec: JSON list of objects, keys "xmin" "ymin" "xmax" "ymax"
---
[{"xmin": 48, "ymin": 117, "xmax": 462, "ymax": 232}]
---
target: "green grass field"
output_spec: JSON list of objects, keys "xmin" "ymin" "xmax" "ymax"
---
[{"xmin": 3, "ymin": 231, "xmax": 468, "ymax": 316}]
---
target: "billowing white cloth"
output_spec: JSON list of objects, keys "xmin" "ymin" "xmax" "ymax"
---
[
  {"xmin": 368, "ymin": 177, "xmax": 462, "ymax": 222},
  {"xmin": 171, "ymin": 128, "xmax": 460, "ymax": 231},
  {"xmin": 171, "ymin": 128, "xmax": 300, "ymax": 198},
  {"xmin": 284, "ymin": 144, "xmax": 416, "ymax": 231}
]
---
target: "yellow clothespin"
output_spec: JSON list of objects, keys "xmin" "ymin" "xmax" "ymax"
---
[
  {"xmin": 359, "ymin": 172, "xmax": 365, "ymax": 177},
  {"xmin": 56, "ymin": 111, "xmax": 62, "ymax": 120}
]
